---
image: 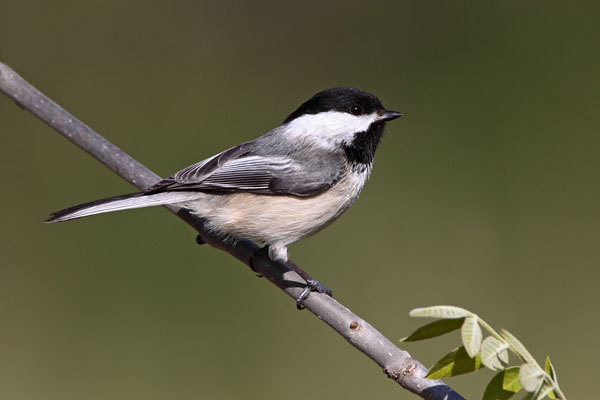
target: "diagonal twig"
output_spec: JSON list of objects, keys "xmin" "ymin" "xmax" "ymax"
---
[{"xmin": 0, "ymin": 61, "xmax": 465, "ymax": 400}]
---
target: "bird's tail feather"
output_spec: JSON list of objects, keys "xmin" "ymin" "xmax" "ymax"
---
[{"xmin": 45, "ymin": 191, "xmax": 203, "ymax": 223}]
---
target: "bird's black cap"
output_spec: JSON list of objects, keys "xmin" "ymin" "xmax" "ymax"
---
[{"xmin": 284, "ymin": 87, "xmax": 385, "ymax": 124}]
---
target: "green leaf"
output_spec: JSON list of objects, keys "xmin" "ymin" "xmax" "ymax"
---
[
  {"xmin": 482, "ymin": 367, "xmax": 522, "ymax": 400},
  {"xmin": 544, "ymin": 356, "xmax": 555, "ymax": 379},
  {"xmin": 544, "ymin": 357, "xmax": 557, "ymax": 400},
  {"xmin": 426, "ymin": 346, "xmax": 483, "ymax": 379},
  {"xmin": 461, "ymin": 316, "xmax": 482, "ymax": 358},
  {"xmin": 481, "ymin": 336, "xmax": 510, "ymax": 371},
  {"xmin": 534, "ymin": 384, "xmax": 555, "ymax": 400},
  {"xmin": 519, "ymin": 363, "xmax": 544, "ymax": 392},
  {"xmin": 409, "ymin": 306, "xmax": 471, "ymax": 319},
  {"xmin": 499, "ymin": 329, "xmax": 537, "ymax": 365},
  {"xmin": 401, "ymin": 318, "xmax": 465, "ymax": 342}
]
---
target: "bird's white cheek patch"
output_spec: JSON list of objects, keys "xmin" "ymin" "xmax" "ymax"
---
[{"xmin": 284, "ymin": 111, "xmax": 379, "ymax": 148}]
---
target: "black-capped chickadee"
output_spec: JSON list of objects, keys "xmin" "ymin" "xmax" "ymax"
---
[{"xmin": 46, "ymin": 87, "xmax": 402, "ymax": 304}]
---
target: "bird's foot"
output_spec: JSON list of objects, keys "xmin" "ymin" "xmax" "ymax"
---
[
  {"xmin": 250, "ymin": 247, "xmax": 333, "ymax": 309},
  {"xmin": 286, "ymin": 259, "xmax": 333, "ymax": 310},
  {"xmin": 295, "ymin": 278, "xmax": 333, "ymax": 310}
]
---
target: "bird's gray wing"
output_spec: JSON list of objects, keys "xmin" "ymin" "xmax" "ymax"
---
[{"xmin": 147, "ymin": 143, "xmax": 343, "ymax": 196}]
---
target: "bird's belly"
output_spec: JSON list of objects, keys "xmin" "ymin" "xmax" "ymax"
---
[{"xmin": 187, "ymin": 171, "xmax": 368, "ymax": 245}]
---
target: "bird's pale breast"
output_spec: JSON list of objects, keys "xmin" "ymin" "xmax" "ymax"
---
[{"xmin": 185, "ymin": 167, "xmax": 370, "ymax": 246}]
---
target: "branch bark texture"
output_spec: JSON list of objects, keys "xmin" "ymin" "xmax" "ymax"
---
[{"xmin": 0, "ymin": 61, "xmax": 465, "ymax": 400}]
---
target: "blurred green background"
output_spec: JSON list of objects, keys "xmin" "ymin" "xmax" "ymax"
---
[{"xmin": 1, "ymin": 1, "xmax": 598, "ymax": 399}]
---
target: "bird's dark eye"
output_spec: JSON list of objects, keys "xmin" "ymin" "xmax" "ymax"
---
[{"xmin": 350, "ymin": 105, "xmax": 363, "ymax": 115}]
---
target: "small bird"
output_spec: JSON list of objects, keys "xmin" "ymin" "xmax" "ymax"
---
[{"xmin": 46, "ymin": 87, "xmax": 402, "ymax": 305}]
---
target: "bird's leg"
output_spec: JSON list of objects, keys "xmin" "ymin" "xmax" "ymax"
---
[
  {"xmin": 251, "ymin": 245, "xmax": 332, "ymax": 309},
  {"xmin": 285, "ymin": 259, "xmax": 333, "ymax": 310}
]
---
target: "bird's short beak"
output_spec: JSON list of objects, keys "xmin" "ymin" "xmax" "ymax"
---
[{"xmin": 378, "ymin": 110, "xmax": 403, "ymax": 122}]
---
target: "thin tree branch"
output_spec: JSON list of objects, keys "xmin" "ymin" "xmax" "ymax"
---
[{"xmin": 0, "ymin": 61, "xmax": 465, "ymax": 400}]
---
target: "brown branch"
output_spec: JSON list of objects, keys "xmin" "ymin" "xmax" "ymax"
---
[{"xmin": 0, "ymin": 61, "xmax": 465, "ymax": 400}]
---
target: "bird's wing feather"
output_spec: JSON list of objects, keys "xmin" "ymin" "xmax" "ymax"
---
[{"xmin": 147, "ymin": 142, "xmax": 343, "ymax": 196}]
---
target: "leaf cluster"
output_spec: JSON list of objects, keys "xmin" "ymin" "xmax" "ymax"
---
[{"xmin": 402, "ymin": 306, "xmax": 566, "ymax": 400}]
